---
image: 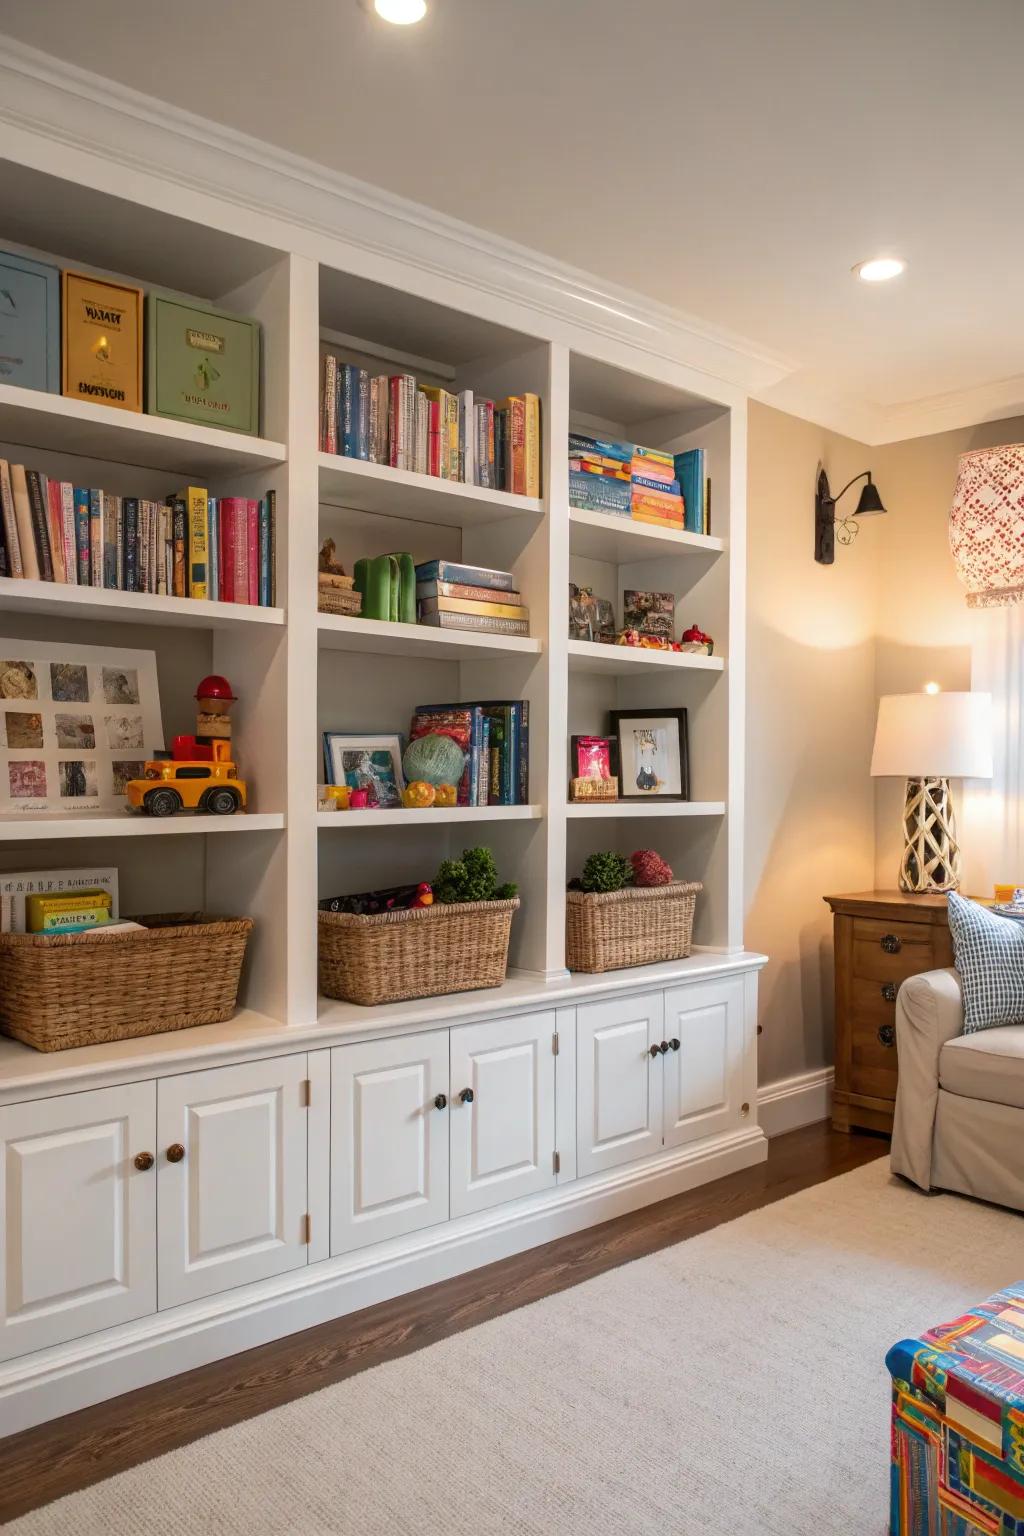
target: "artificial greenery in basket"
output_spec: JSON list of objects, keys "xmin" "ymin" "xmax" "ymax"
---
[
  {"xmin": 433, "ymin": 846, "xmax": 517, "ymax": 904},
  {"xmin": 566, "ymin": 848, "xmax": 700, "ymax": 974}
]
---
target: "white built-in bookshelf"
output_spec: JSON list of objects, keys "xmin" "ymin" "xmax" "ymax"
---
[{"xmin": 0, "ymin": 147, "xmax": 745, "ymax": 1044}]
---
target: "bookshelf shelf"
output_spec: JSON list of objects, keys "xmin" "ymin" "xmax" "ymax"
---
[
  {"xmin": 0, "ymin": 383, "xmax": 287, "ymax": 478},
  {"xmin": 318, "ymin": 452, "xmax": 544, "ymax": 529},
  {"xmin": 317, "ymin": 805, "xmax": 542, "ymax": 830},
  {"xmin": 568, "ymin": 507, "xmax": 725, "ymax": 564},
  {"xmin": 317, "ymin": 613, "xmax": 540, "ymax": 661},
  {"xmin": 565, "ymin": 801, "xmax": 726, "ymax": 819},
  {"xmin": 0, "ymin": 577, "xmax": 285, "ymax": 631},
  {"xmin": 567, "ymin": 639, "xmax": 723, "ymax": 677},
  {"xmin": 0, "ymin": 812, "xmax": 286, "ymax": 841}
]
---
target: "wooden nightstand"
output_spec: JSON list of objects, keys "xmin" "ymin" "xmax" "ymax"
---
[{"xmin": 823, "ymin": 892, "xmax": 955, "ymax": 1135}]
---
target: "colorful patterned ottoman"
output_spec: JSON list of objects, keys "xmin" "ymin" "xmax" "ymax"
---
[{"xmin": 887, "ymin": 1282, "xmax": 1024, "ymax": 1534}]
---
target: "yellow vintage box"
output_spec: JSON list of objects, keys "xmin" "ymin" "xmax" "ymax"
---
[{"xmin": 61, "ymin": 270, "xmax": 144, "ymax": 413}]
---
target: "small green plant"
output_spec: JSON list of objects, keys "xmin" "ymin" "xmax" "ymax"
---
[
  {"xmin": 578, "ymin": 850, "xmax": 632, "ymax": 893},
  {"xmin": 433, "ymin": 846, "xmax": 517, "ymax": 905}
]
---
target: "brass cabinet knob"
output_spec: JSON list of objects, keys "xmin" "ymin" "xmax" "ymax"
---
[
  {"xmin": 459, "ymin": 1088, "xmax": 474, "ymax": 1104},
  {"xmin": 880, "ymin": 934, "xmax": 902, "ymax": 954},
  {"xmin": 133, "ymin": 1151, "xmax": 154, "ymax": 1171},
  {"xmin": 433, "ymin": 1093, "xmax": 448, "ymax": 1111},
  {"xmin": 881, "ymin": 982, "xmax": 897, "ymax": 1003},
  {"xmin": 166, "ymin": 1143, "xmax": 186, "ymax": 1163},
  {"xmin": 878, "ymin": 1024, "xmax": 896, "ymax": 1048}
]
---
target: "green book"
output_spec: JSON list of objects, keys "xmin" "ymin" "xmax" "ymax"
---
[{"xmin": 146, "ymin": 293, "xmax": 261, "ymax": 436}]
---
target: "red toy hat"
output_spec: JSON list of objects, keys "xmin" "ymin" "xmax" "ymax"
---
[{"xmin": 194, "ymin": 674, "xmax": 237, "ymax": 702}]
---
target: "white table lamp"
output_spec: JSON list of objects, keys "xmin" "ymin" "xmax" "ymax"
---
[{"xmin": 871, "ymin": 690, "xmax": 993, "ymax": 893}]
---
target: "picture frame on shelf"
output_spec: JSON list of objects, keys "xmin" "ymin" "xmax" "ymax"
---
[
  {"xmin": 623, "ymin": 589, "xmax": 675, "ymax": 642},
  {"xmin": 609, "ymin": 708, "xmax": 689, "ymax": 801},
  {"xmin": 323, "ymin": 732, "xmax": 406, "ymax": 810},
  {"xmin": 570, "ymin": 734, "xmax": 614, "ymax": 782}
]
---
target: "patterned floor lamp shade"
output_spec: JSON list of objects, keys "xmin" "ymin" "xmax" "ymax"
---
[
  {"xmin": 871, "ymin": 692, "xmax": 992, "ymax": 893},
  {"xmin": 949, "ymin": 442, "xmax": 1024, "ymax": 608}
]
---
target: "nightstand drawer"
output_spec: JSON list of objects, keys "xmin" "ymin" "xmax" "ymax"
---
[
  {"xmin": 852, "ymin": 917, "xmax": 935, "ymax": 951},
  {"xmin": 852, "ymin": 942, "xmax": 931, "ymax": 986}
]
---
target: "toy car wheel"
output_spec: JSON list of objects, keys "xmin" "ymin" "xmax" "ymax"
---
[
  {"xmin": 144, "ymin": 787, "xmax": 182, "ymax": 817},
  {"xmin": 204, "ymin": 787, "xmax": 239, "ymax": 816}
]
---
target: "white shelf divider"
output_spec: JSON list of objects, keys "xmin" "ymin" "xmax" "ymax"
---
[
  {"xmin": 318, "ymin": 805, "xmax": 543, "ymax": 829},
  {"xmin": 568, "ymin": 507, "xmax": 724, "ymax": 564},
  {"xmin": 0, "ymin": 382, "xmax": 287, "ymax": 477},
  {"xmin": 567, "ymin": 639, "xmax": 723, "ymax": 676},
  {"xmin": 0, "ymin": 578, "xmax": 285, "ymax": 631},
  {"xmin": 317, "ymin": 613, "xmax": 540, "ymax": 661},
  {"xmin": 0, "ymin": 812, "xmax": 286, "ymax": 841},
  {"xmin": 565, "ymin": 801, "xmax": 726, "ymax": 819},
  {"xmin": 319, "ymin": 452, "xmax": 544, "ymax": 528}
]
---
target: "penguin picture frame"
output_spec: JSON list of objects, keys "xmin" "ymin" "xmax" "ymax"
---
[{"xmin": 608, "ymin": 708, "xmax": 689, "ymax": 801}]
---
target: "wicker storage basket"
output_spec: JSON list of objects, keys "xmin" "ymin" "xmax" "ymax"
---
[
  {"xmin": 565, "ymin": 881, "xmax": 701, "ymax": 974},
  {"xmin": 319, "ymin": 897, "xmax": 519, "ymax": 1007},
  {"xmin": 0, "ymin": 913, "xmax": 253, "ymax": 1052}
]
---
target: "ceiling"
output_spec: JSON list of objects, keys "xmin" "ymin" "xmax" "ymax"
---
[{"xmin": 1, "ymin": 0, "xmax": 1021, "ymax": 440}]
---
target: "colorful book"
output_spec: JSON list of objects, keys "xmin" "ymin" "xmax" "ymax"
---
[
  {"xmin": 258, "ymin": 497, "xmax": 271, "ymax": 606},
  {"xmin": 123, "ymin": 497, "xmax": 140, "ymax": 593},
  {"xmin": 1, "ymin": 866, "xmax": 119, "ymax": 933},
  {"xmin": 458, "ymin": 389, "xmax": 475, "ymax": 484},
  {"xmin": 26, "ymin": 470, "xmax": 54, "ymax": 582},
  {"xmin": 208, "ymin": 497, "xmax": 219, "ymax": 603},
  {"xmin": 0, "ymin": 461, "xmax": 22, "ymax": 578},
  {"xmin": 568, "ymin": 434, "xmax": 632, "ymax": 463},
  {"xmin": 569, "ymin": 470, "xmax": 631, "ymax": 514},
  {"xmin": 498, "ymin": 395, "xmax": 527, "ymax": 494},
  {"xmin": 416, "ymin": 579, "xmax": 523, "ymax": 605},
  {"xmin": 88, "ymin": 488, "xmax": 103, "ymax": 588},
  {"xmin": 45, "ymin": 479, "xmax": 65, "ymax": 583},
  {"xmin": 73, "ymin": 488, "xmax": 90, "ymax": 585},
  {"xmin": 414, "ymin": 559, "xmax": 515, "ymax": 592},
  {"xmin": 523, "ymin": 392, "xmax": 541, "ymax": 497},
  {"xmin": 267, "ymin": 488, "xmax": 277, "ymax": 606},
  {"xmin": 59, "ymin": 481, "xmax": 76, "ymax": 585},
  {"xmin": 247, "ymin": 499, "xmax": 259, "ymax": 606},
  {"xmin": 418, "ymin": 596, "xmax": 528, "ymax": 621},
  {"xmin": 418, "ymin": 609, "xmax": 529, "ymax": 636},
  {"xmin": 9, "ymin": 465, "xmax": 39, "ymax": 581},
  {"xmin": 180, "ymin": 485, "xmax": 208, "ymax": 599},
  {"xmin": 674, "ymin": 448, "xmax": 706, "ymax": 535},
  {"xmin": 320, "ymin": 353, "xmax": 338, "ymax": 454},
  {"xmin": 102, "ymin": 491, "xmax": 118, "ymax": 589}
]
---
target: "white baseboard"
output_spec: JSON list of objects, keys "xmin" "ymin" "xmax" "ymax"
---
[
  {"xmin": 757, "ymin": 1068, "xmax": 834, "ymax": 1137},
  {"xmin": 0, "ymin": 1124, "xmax": 767, "ymax": 1437}
]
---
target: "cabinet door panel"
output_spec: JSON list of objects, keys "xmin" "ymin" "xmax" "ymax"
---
[
  {"xmin": 0, "ymin": 1082, "xmax": 156, "ymax": 1362},
  {"xmin": 331, "ymin": 1031, "xmax": 449, "ymax": 1255},
  {"xmin": 663, "ymin": 978, "xmax": 745, "ymax": 1147},
  {"xmin": 577, "ymin": 993, "xmax": 663, "ymax": 1176},
  {"xmin": 158, "ymin": 1055, "xmax": 309, "ymax": 1310},
  {"xmin": 450, "ymin": 1011, "xmax": 556, "ymax": 1218}
]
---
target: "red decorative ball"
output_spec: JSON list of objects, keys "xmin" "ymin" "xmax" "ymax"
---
[{"xmin": 630, "ymin": 849, "xmax": 674, "ymax": 886}]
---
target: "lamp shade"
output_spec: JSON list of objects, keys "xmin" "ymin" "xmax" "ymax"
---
[
  {"xmin": 870, "ymin": 692, "xmax": 993, "ymax": 779},
  {"xmin": 853, "ymin": 479, "xmax": 885, "ymax": 516},
  {"xmin": 949, "ymin": 443, "xmax": 1024, "ymax": 608}
]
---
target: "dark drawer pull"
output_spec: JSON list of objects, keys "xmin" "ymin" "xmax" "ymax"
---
[
  {"xmin": 880, "ymin": 934, "xmax": 902, "ymax": 954},
  {"xmin": 881, "ymin": 982, "xmax": 897, "ymax": 1003},
  {"xmin": 878, "ymin": 1023, "xmax": 896, "ymax": 1048}
]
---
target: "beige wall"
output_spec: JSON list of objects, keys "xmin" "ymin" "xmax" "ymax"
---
[
  {"xmin": 872, "ymin": 416, "xmax": 1024, "ymax": 884},
  {"xmin": 748, "ymin": 405, "xmax": 1024, "ymax": 1089},
  {"xmin": 746, "ymin": 403, "xmax": 880, "ymax": 1086}
]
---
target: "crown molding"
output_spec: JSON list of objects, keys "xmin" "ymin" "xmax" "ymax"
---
[
  {"xmin": 872, "ymin": 374, "xmax": 1024, "ymax": 445},
  {"xmin": 0, "ymin": 35, "xmax": 794, "ymax": 403}
]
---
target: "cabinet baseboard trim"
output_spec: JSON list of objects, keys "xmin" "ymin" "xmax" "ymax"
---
[
  {"xmin": 0, "ymin": 1125, "xmax": 766, "ymax": 1436},
  {"xmin": 757, "ymin": 1068, "xmax": 834, "ymax": 1138}
]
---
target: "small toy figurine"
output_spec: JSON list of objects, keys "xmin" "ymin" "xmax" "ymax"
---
[
  {"xmin": 679, "ymin": 623, "xmax": 714, "ymax": 656},
  {"xmin": 124, "ymin": 739, "xmax": 247, "ymax": 817},
  {"xmin": 195, "ymin": 674, "xmax": 237, "ymax": 747}
]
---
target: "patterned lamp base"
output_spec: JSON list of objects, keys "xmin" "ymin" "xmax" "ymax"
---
[{"xmin": 899, "ymin": 776, "xmax": 960, "ymax": 893}]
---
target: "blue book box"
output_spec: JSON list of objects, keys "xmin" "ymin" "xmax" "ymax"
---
[{"xmin": 0, "ymin": 250, "xmax": 61, "ymax": 394}]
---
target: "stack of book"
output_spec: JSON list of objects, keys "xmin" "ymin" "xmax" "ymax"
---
[
  {"xmin": 317, "ymin": 571, "xmax": 362, "ymax": 617},
  {"xmin": 409, "ymin": 698, "xmax": 529, "ymax": 806},
  {"xmin": 319, "ymin": 356, "xmax": 541, "ymax": 497},
  {"xmin": 0, "ymin": 461, "xmax": 277, "ymax": 605},
  {"xmin": 631, "ymin": 445, "xmax": 684, "ymax": 530},
  {"xmin": 415, "ymin": 559, "xmax": 529, "ymax": 637},
  {"xmin": 2, "ymin": 865, "xmax": 119, "ymax": 933},
  {"xmin": 568, "ymin": 435, "xmax": 632, "ymax": 516}
]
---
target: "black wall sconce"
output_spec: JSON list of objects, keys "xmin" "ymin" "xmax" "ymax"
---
[{"xmin": 814, "ymin": 467, "xmax": 886, "ymax": 564}]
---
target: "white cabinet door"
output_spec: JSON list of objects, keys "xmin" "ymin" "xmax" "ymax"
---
[
  {"xmin": 157, "ymin": 1055, "xmax": 309, "ymax": 1310},
  {"xmin": 576, "ymin": 992, "xmax": 664, "ymax": 1177},
  {"xmin": 663, "ymin": 977, "xmax": 746, "ymax": 1149},
  {"xmin": 331, "ymin": 1031, "xmax": 449, "ymax": 1255},
  {"xmin": 0, "ymin": 1082, "xmax": 156, "ymax": 1362},
  {"xmin": 450, "ymin": 1010, "xmax": 557, "ymax": 1219}
]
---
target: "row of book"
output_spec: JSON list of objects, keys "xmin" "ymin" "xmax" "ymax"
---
[
  {"xmin": 568, "ymin": 435, "xmax": 710, "ymax": 535},
  {"xmin": 319, "ymin": 356, "xmax": 542, "ymax": 497},
  {"xmin": 0, "ymin": 462, "xmax": 277, "ymax": 605},
  {"xmin": 410, "ymin": 699, "xmax": 529, "ymax": 806},
  {"xmin": 415, "ymin": 559, "xmax": 529, "ymax": 638}
]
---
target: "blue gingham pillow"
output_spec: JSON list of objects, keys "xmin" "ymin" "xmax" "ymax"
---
[{"xmin": 947, "ymin": 891, "xmax": 1024, "ymax": 1034}]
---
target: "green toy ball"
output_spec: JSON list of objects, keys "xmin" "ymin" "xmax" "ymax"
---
[{"xmin": 402, "ymin": 732, "xmax": 466, "ymax": 788}]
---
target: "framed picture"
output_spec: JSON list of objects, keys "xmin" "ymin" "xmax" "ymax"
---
[
  {"xmin": 623, "ymin": 590, "xmax": 675, "ymax": 643},
  {"xmin": 570, "ymin": 734, "xmax": 613, "ymax": 781},
  {"xmin": 609, "ymin": 708, "xmax": 689, "ymax": 800},
  {"xmin": 323, "ymin": 732, "xmax": 405, "ymax": 810},
  {"xmin": 0, "ymin": 638, "xmax": 162, "ymax": 817}
]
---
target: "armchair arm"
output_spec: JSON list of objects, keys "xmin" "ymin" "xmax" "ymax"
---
[{"xmin": 890, "ymin": 968, "xmax": 964, "ymax": 1190}]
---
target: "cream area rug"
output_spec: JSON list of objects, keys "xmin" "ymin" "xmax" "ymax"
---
[{"xmin": 12, "ymin": 1159, "xmax": 1023, "ymax": 1536}]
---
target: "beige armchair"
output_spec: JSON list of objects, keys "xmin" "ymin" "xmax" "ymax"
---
[{"xmin": 891, "ymin": 968, "xmax": 1024, "ymax": 1212}]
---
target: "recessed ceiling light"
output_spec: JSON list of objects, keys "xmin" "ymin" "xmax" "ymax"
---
[
  {"xmin": 853, "ymin": 257, "xmax": 906, "ymax": 283},
  {"xmin": 366, "ymin": 0, "xmax": 427, "ymax": 22}
]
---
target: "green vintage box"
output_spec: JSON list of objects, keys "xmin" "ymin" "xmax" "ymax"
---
[{"xmin": 145, "ymin": 293, "xmax": 261, "ymax": 435}]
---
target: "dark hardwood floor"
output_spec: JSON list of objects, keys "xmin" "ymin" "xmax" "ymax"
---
[{"xmin": 0, "ymin": 1121, "xmax": 886, "ymax": 1524}]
